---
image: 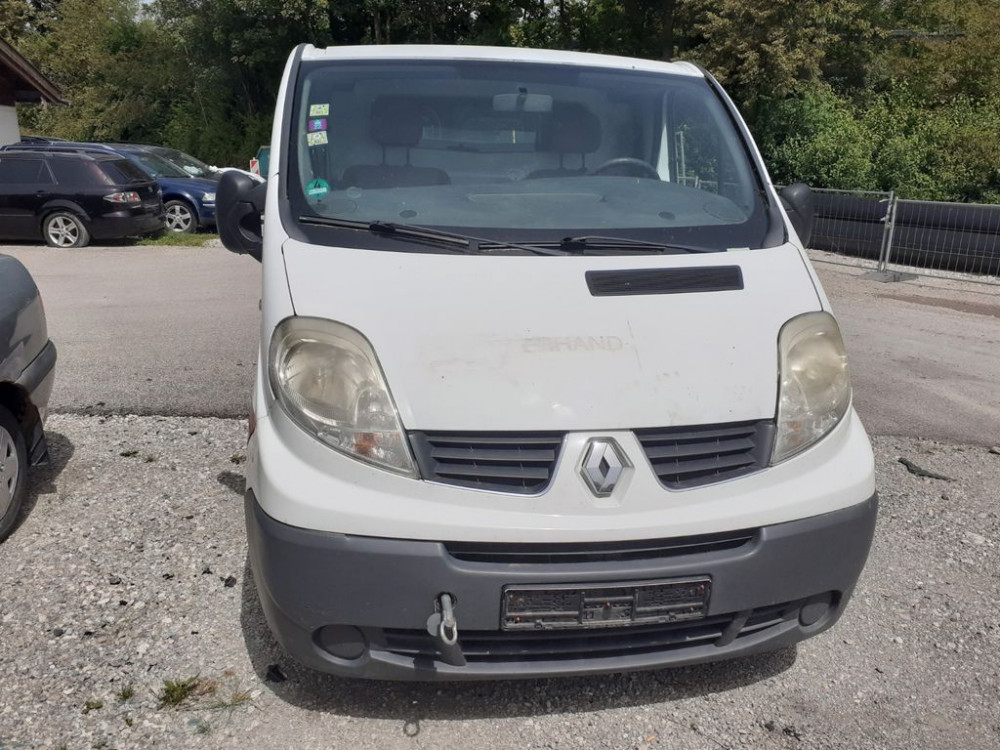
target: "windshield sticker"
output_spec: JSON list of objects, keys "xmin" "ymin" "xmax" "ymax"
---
[
  {"xmin": 307, "ymin": 131, "xmax": 328, "ymax": 147},
  {"xmin": 305, "ymin": 178, "xmax": 330, "ymax": 199},
  {"xmin": 309, "ymin": 103, "xmax": 330, "ymax": 117},
  {"xmin": 307, "ymin": 118, "xmax": 328, "ymax": 133}
]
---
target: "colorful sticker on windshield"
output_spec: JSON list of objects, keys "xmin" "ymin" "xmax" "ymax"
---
[
  {"xmin": 309, "ymin": 103, "xmax": 330, "ymax": 117},
  {"xmin": 306, "ymin": 178, "xmax": 330, "ymax": 199},
  {"xmin": 307, "ymin": 131, "xmax": 328, "ymax": 147},
  {"xmin": 307, "ymin": 118, "xmax": 328, "ymax": 133}
]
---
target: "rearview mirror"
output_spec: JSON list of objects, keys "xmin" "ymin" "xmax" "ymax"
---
[
  {"xmin": 493, "ymin": 92, "xmax": 553, "ymax": 113},
  {"xmin": 217, "ymin": 171, "xmax": 266, "ymax": 261},
  {"xmin": 779, "ymin": 183, "xmax": 815, "ymax": 248}
]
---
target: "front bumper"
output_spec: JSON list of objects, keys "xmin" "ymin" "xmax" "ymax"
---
[
  {"xmin": 15, "ymin": 339, "xmax": 56, "ymax": 464},
  {"xmin": 197, "ymin": 203, "xmax": 216, "ymax": 227},
  {"xmin": 246, "ymin": 490, "xmax": 878, "ymax": 681}
]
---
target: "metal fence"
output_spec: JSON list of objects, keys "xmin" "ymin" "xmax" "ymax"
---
[
  {"xmin": 808, "ymin": 188, "xmax": 894, "ymax": 271},
  {"xmin": 806, "ymin": 189, "xmax": 1000, "ymax": 285}
]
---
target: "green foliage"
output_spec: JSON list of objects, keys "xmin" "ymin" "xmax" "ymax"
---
[
  {"xmin": 157, "ymin": 676, "xmax": 199, "ymax": 708},
  {"xmin": 8, "ymin": 0, "xmax": 1000, "ymax": 201},
  {"xmin": 756, "ymin": 86, "xmax": 875, "ymax": 191}
]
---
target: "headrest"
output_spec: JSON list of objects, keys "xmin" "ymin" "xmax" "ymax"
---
[
  {"xmin": 371, "ymin": 98, "xmax": 423, "ymax": 147},
  {"xmin": 538, "ymin": 104, "xmax": 602, "ymax": 154}
]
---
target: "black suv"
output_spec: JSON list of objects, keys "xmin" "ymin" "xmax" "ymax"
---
[{"xmin": 0, "ymin": 150, "xmax": 164, "ymax": 247}]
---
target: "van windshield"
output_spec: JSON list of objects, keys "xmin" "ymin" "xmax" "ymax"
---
[{"xmin": 288, "ymin": 59, "xmax": 771, "ymax": 250}]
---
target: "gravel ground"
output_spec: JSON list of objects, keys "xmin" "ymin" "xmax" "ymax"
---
[{"xmin": 1, "ymin": 415, "xmax": 998, "ymax": 750}]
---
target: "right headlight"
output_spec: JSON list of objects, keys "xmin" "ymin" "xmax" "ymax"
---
[
  {"xmin": 268, "ymin": 317, "xmax": 416, "ymax": 476},
  {"xmin": 772, "ymin": 311, "xmax": 851, "ymax": 464}
]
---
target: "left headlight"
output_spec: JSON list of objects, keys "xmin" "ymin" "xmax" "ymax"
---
[
  {"xmin": 202, "ymin": 192, "xmax": 216, "ymax": 203},
  {"xmin": 268, "ymin": 317, "xmax": 416, "ymax": 476},
  {"xmin": 772, "ymin": 311, "xmax": 851, "ymax": 464}
]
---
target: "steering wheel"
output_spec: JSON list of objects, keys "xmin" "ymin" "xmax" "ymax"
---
[{"xmin": 592, "ymin": 157, "xmax": 660, "ymax": 179}]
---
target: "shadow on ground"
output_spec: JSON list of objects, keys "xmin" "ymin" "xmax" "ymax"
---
[
  {"xmin": 14, "ymin": 430, "xmax": 74, "ymax": 535},
  {"xmin": 238, "ymin": 555, "xmax": 797, "ymax": 721}
]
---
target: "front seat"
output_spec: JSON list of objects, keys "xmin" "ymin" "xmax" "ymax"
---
[
  {"xmin": 527, "ymin": 103, "xmax": 602, "ymax": 179},
  {"xmin": 341, "ymin": 99, "xmax": 451, "ymax": 189}
]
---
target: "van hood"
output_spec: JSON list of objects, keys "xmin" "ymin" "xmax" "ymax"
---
[{"xmin": 280, "ymin": 240, "xmax": 822, "ymax": 431}]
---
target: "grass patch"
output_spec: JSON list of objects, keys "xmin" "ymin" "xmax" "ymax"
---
[
  {"xmin": 143, "ymin": 455, "xmax": 157, "ymax": 463},
  {"xmin": 157, "ymin": 677, "xmax": 201, "ymax": 708},
  {"xmin": 119, "ymin": 449, "xmax": 139, "ymax": 458},
  {"xmin": 136, "ymin": 232, "xmax": 219, "ymax": 247},
  {"xmin": 115, "ymin": 683, "xmax": 135, "ymax": 703},
  {"xmin": 204, "ymin": 689, "xmax": 253, "ymax": 711},
  {"xmin": 82, "ymin": 699, "xmax": 103, "ymax": 714}
]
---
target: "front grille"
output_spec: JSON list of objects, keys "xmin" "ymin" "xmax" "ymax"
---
[
  {"xmin": 445, "ymin": 529, "xmax": 756, "ymax": 565},
  {"xmin": 381, "ymin": 598, "xmax": 805, "ymax": 664},
  {"xmin": 383, "ymin": 616, "xmax": 732, "ymax": 663},
  {"xmin": 635, "ymin": 420, "xmax": 774, "ymax": 489},
  {"xmin": 408, "ymin": 431, "xmax": 564, "ymax": 494}
]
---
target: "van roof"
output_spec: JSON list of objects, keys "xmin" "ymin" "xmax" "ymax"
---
[{"xmin": 300, "ymin": 44, "xmax": 704, "ymax": 79}]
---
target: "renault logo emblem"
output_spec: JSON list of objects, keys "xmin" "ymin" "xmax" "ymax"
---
[{"xmin": 581, "ymin": 439, "xmax": 630, "ymax": 497}]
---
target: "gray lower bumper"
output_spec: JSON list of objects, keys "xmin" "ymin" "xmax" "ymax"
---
[
  {"xmin": 245, "ymin": 491, "xmax": 877, "ymax": 681},
  {"xmin": 15, "ymin": 340, "xmax": 56, "ymax": 465}
]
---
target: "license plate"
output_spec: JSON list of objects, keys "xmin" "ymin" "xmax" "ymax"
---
[{"xmin": 501, "ymin": 577, "xmax": 711, "ymax": 631}]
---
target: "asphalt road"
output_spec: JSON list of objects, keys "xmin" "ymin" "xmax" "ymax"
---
[{"xmin": 3, "ymin": 243, "xmax": 999, "ymax": 445}]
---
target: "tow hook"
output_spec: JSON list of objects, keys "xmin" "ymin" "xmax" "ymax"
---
[{"xmin": 426, "ymin": 593, "xmax": 466, "ymax": 667}]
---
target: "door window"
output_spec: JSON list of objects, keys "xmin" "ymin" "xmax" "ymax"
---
[{"xmin": 0, "ymin": 158, "xmax": 53, "ymax": 185}]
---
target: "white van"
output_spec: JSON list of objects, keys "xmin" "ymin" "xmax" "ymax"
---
[{"xmin": 218, "ymin": 44, "xmax": 877, "ymax": 681}]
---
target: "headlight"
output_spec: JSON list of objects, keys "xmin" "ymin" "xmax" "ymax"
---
[
  {"xmin": 268, "ymin": 317, "xmax": 416, "ymax": 475},
  {"xmin": 202, "ymin": 192, "xmax": 216, "ymax": 203},
  {"xmin": 772, "ymin": 311, "xmax": 851, "ymax": 464}
]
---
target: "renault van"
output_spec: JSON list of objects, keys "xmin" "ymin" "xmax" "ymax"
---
[{"xmin": 218, "ymin": 45, "xmax": 877, "ymax": 681}]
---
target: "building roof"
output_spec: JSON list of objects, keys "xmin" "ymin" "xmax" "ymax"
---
[{"xmin": 0, "ymin": 37, "xmax": 67, "ymax": 105}]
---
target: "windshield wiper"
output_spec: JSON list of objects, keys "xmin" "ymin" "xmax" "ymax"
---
[
  {"xmin": 298, "ymin": 216, "xmax": 565, "ymax": 256},
  {"xmin": 558, "ymin": 235, "xmax": 720, "ymax": 254}
]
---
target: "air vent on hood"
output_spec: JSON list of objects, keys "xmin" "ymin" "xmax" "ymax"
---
[{"xmin": 586, "ymin": 266, "xmax": 744, "ymax": 297}]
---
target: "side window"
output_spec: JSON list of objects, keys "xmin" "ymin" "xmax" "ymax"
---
[
  {"xmin": 0, "ymin": 158, "xmax": 51, "ymax": 185},
  {"xmin": 670, "ymin": 92, "xmax": 723, "ymax": 194},
  {"xmin": 50, "ymin": 159, "xmax": 104, "ymax": 185}
]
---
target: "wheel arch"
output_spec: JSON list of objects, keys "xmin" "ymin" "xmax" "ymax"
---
[
  {"xmin": 37, "ymin": 201, "xmax": 90, "ymax": 231},
  {"xmin": 0, "ymin": 382, "xmax": 41, "ymax": 460}
]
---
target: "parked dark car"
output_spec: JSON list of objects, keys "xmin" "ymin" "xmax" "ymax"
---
[
  {"xmin": 2, "ymin": 142, "xmax": 217, "ymax": 233},
  {"xmin": 109, "ymin": 145, "xmax": 217, "ymax": 232},
  {"xmin": 0, "ymin": 253, "xmax": 56, "ymax": 541},
  {"xmin": 146, "ymin": 145, "xmax": 265, "ymax": 185},
  {"xmin": 0, "ymin": 150, "xmax": 164, "ymax": 247},
  {"xmin": 145, "ymin": 145, "xmax": 218, "ymax": 181}
]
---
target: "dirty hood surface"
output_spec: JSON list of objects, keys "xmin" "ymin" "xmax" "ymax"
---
[{"xmin": 281, "ymin": 240, "xmax": 821, "ymax": 432}]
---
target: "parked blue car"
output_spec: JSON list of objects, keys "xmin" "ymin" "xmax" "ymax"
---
[{"xmin": 1, "ymin": 142, "xmax": 216, "ymax": 233}]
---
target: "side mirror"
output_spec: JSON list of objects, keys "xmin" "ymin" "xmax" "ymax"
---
[
  {"xmin": 218, "ymin": 170, "xmax": 266, "ymax": 261},
  {"xmin": 779, "ymin": 182, "xmax": 814, "ymax": 248}
]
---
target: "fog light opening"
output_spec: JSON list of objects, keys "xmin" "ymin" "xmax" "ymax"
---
[
  {"xmin": 316, "ymin": 624, "xmax": 367, "ymax": 661},
  {"xmin": 799, "ymin": 593, "xmax": 835, "ymax": 628}
]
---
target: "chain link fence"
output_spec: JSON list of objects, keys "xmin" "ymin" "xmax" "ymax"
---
[{"xmin": 801, "ymin": 188, "xmax": 1000, "ymax": 285}]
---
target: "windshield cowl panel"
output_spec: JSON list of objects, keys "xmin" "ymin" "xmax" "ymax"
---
[{"xmin": 287, "ymin": 59, "xmax": 773, "ymax": 253}]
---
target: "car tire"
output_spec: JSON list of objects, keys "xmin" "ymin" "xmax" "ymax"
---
[
  {"xmin": 0, "ymin": 405, "xmax": 28, "ymax": 542},
  {"xmin": 164, "ymin": 200, "xmax": 197, "ymax": 233},
  {"xmin": 42, "ymin": 211, "xmax": 90, "ymax": 248}
]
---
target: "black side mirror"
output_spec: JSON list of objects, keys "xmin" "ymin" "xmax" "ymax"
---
[
  {"xmin": 218, "ymin": 171, "xmax": 267, "ymax": 261},
  {"xmin": 779, "ymin": 182, "xmax": 815, "ymax": 248}
]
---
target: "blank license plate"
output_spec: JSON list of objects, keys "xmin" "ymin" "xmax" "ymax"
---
[{"xmin": 501, "ymin": 577, "xmax": 711, "ymax": 631}]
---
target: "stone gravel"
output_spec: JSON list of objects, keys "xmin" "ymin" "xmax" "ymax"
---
[{"xmin": 0, "ymin": 415, "xmax": 998, "ymax": 750}]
